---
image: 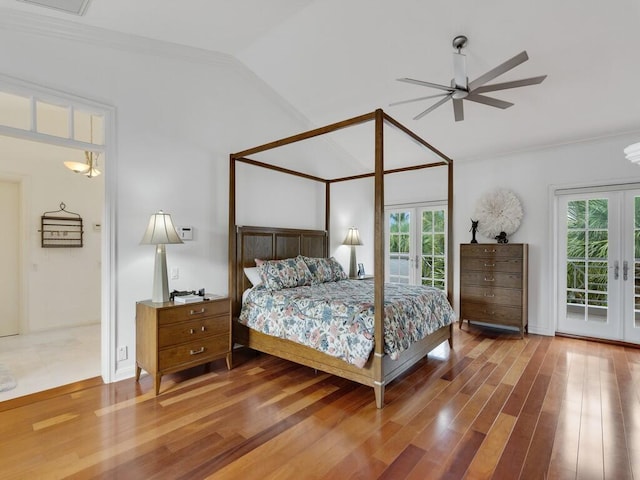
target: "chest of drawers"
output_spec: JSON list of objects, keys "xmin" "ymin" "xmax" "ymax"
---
[
  {"xmin": 135, "ymin": 296, "xmax": 231, "ymax": 394},
  {"xmin": 459, "ymin": 243, "xmax": 528, "ymax": 337}
]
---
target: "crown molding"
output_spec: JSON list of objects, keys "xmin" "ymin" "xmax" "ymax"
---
[{"xmin": 0, "ymin": 8, "xmax": 237, "ymax": 68}]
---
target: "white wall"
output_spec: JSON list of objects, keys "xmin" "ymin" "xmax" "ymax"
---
[
  {"xmin": 0, "ymin": 137, "xmax": 103, "ymax": 332},
  {"xmin": 0, "ymin": 14, "xmax": 319, "ymax": 379}
]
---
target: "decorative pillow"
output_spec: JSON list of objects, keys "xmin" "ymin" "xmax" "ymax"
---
[
  {"xmin": 301, "ymin": 256, "xmax": 347, "ymax": 283},
  {"xmin": 243, "ymin": 267, "xmax": 262, "ymax": 287},
  {"xmin": 257, "ymin": 257, "xmax": 314, "ymax": 291},
  {"xmin": 327, "ymin": 256, "xmax": 348, "ymax": 281},
  {"xmin": 301, "ymin": 256, "xmax": 334, "ymax": 284}
]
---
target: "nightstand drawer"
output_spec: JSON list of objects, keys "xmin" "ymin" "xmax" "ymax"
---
[
  {"xmin": 158, "ymin": 299, "xmax": 229, "ymax": 325},
  {"xmin": 158, "ymin": 316, "xmax": 229, "ymax": 347},
  {"xmin": 461, "ymin": 271, "xmax": 522, "ymax": 288},
  {"xmin": 159, "ymin": 334, "xmax": 229, "ymax": 371}
]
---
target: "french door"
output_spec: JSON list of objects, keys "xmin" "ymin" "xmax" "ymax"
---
[
  {"xmin": 557, "ymin": 188, "xmax": 640, "ymax": 343},
  {"xmin": 385, "ymin": 204, "xmax": 447, "ymax": 290}
]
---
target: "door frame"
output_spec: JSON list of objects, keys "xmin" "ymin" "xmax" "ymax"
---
[
  {"xmin": 551, "ymin": 180, "xmax": 640, "ymax": 341},
  {"xmin": 0, "ymin": 73, "xmax": 117, "ymax": 383},
  {"xmin": 0, "ymin": 174, "xmax": 28, "ymax": 337},
  {"xmin": 384, "ymin": 200, "xmax": 448, "ymax": 289}
]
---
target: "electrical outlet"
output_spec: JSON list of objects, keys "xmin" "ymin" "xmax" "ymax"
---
[{"xmin": 117, "ymin": 346, "xmax": 128, "ymax": 361}]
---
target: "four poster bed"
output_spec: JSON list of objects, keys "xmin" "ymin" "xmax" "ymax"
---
[{"xmin": 228, "ymin": 109, "xmax": 454, "ymax": 408}]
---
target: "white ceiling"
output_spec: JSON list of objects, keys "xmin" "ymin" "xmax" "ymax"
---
[{"xmin": 3, "ymin": 0, "xmax": 640, "ymax": 163}]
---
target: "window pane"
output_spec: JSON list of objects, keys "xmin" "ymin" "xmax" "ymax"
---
[
  {"xmin": 36, "ymin": 101, "xmax": 69, "ymax": 138},
  {"xmin": 434, "ymin": 210, "xmax": 445, "ymax": 232},
  {"xmin": 568, "ymin": 200, "xmax": 585, "ymax": 229},
  {"xmin": 433, "ymin": 233, "xmax": 445, "ymax": 256},
  {"xmin": 588, "ymin": 199, "xmax": 608, "ymax": 229},
  {"xmin": 74, "ymin": 111, "xmax": 104, "ymax": 145},
  {"xmin": 587, "ymin": 231, "xmax": 608, "ymax": 259},
  {"xmin": 422, "ymin": 211, "xmax": 432, "ymax": 232},
  {"xmin": 567, "ymin": 231, "xmax": 585, "ymax": 258},
  {"xmin": 0, "ymin": 92, "xmax": 31, "ymax": 129}
]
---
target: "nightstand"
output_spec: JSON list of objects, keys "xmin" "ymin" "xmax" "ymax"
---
[
  {"xmin": 135, "ymin": 295, "xmax": 231, "ymax": 395},
  {"xmin": 353, "ymin": 275, "xmax": 375, "ymax": 280}
]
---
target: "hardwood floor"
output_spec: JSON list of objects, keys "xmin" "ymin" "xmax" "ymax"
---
[{"xmin": 1, "ymin": 326, "xmax": 638, "ymax": 479}]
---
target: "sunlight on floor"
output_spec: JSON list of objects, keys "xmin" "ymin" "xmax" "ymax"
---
[{"xmin": 0, "ymin": 324, "xmax": 100, "ymax": 402}]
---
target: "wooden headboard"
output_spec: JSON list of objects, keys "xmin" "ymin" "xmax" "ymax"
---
[{"xmin": 231, "ymin": 226, "xmax": 327, "ymax": 316}]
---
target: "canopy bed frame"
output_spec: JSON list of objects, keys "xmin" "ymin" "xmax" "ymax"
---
[{"xmin": 228, "ymin": 109, "xmax": 454, "ymax": 408}]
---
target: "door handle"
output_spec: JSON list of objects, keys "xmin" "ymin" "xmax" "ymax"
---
[
  {"xmin": 614, "ymin": 261, "xmax": 619, "ymax": 280},
  {"xmin": 623, "ymin": 260, "xmax": 629, "ymax": 281}
]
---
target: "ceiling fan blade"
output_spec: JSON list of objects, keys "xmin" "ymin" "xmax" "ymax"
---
[
  {"xmin": 465, "ymin": 94, "xmax": 514, "ymax": 109},
  {"xmin": 468, "ymin": 51, "xmax": 529, "ymax": 91},
  {"xmin": 453, "ymin": 52, "xmax": 467, "ymax": 89},
  {"xmin": 389, "ymin": 93, "xmax": 450, "ymax": 107},
  {"xmin": 473, "ymin": 75, "xmax": 547, "ymax": 94},
  {"xmin": 452, "ymin": 99, "xmax": 464, "ymax": 122},
  {"xmin": 413, "ymin": 94, "xmax": 453, "ymax": 120},
  {"xmin": 397, "ymin": 78, "xmax": 454, "ymax": 92}
]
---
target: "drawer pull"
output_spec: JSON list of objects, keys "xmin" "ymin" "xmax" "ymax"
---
[
  {"xmin": 484, "ymin": 293, "xmax": 495, "ymax": 298},
  {"xmin": 484, "ymin": 277, "xmax": 495, "ymax": 282},
  {"xmin": 483, "ymin": 248, "xmax": 496, "ymax": 253},
  {"xmin": 190, "ymin": 347, "xmax": 205, "ymax": 355},
  {"xmin": 201, "ymin": 326, "xmax": 206, "ymax": 332},
  {"xmin": 189, "ymin": 328, "xmax": 195, "ymax": 334},
  {"xmin": 190, "ymin": 308, "xmax": 206, "ymax": 315},
  {"xmin": 484, "ymin": 263, "xmax": 495, "ymax": 267}
]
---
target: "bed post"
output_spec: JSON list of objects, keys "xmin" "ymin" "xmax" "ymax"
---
[
  {"xmin": 229, "ymin": 155, "xmax": 238, "ymax": 367},
  {"xmin": 373, "ymin": 108, "xmax": 385, "ymax": 408},
  {"xmin": 447, "ymin": 159, "xmax": 454, "ymax": 349}
]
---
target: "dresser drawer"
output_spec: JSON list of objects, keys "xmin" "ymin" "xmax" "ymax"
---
[
  {"xmin": 461, "ymin": 244, "xmax": 524, "ymax": 259},
  {"xmin": 157, "ymin": 299, "xmax": 229, "ymax": 325},
  {"xmin": 462, "ymin": 302, "xmax": 523, "ymax": 327},
  {"xmin": 460, "ymin": 257, "xmax": 522, "ymax": 273},
  {"xmin": 461, "ymin": 271, "xmax": 522, "ymax": 288},
  {"xmin": 460, "ymin": 285, "xmax": 522, "ymax": 306},
  {"xmin": 158, "ymin": 316, "xmax": 229, "ymax": 347},
  {"xmin": 159, "ymin": 334, "xmax": 229, "ymax": 371}
]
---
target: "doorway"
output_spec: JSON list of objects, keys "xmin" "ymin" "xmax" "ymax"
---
[
  {"xmin": 385, "ymin": 203, "xmax": 448, "ymax": 289},
  {"xmin": 0, "ymin": 179, "xmax": 19, "ymax": 337},
  {"xmin": 556, "ymin": 187, "xmax": 640, "ymax": 343}
]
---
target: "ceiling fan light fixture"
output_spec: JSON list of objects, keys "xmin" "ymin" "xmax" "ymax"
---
[{"xmin": 624, "ymin": 142, "xmax": 640, "ymax": 164}]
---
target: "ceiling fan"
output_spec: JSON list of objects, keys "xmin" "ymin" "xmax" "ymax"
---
[{"xmin": 391, "ymin": 35, "xmax": 547, "ymax": 122}]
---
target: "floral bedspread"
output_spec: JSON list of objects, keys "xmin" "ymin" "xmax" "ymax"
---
[{"xmin": 238, "ymin": 280, "xmax": 456, "ymax": 368}]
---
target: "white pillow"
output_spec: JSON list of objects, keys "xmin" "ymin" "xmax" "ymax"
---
[{"xmin": 244, "ymin": 267, "xmax": 263, "ymax": 287}]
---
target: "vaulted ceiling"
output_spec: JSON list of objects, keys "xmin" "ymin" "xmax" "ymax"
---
[{"xmin": 3, "ymin": 0, "xmax": 640, "ymax": 163}]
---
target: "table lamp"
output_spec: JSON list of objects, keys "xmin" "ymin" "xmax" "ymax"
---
[
  {"xmin": 140, "ymin": 210, "xmax": 183, "ymax": 302},
  {"xmin": 343, "ymin": 226, "xmax": 363, "ymax": 278}
]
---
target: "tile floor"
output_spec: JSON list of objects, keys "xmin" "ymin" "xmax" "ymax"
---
[{"xmin": 0, "ymin": 323, "xmax": 101, "ymax": 402}]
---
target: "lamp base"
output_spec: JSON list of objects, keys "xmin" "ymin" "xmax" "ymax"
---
[
  {"xmin": 348, "ymin": 245, "xmax": 357, "ymax": 279},
  {"xmin": 151, "ymin": 244, "xmax": 170, "ymax": 303}
]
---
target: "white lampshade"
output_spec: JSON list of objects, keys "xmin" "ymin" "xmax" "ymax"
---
[
  {"xmin": 624, "ymin": 142, "xmax": 640, "ymax": 164},
  {"xmin": 141, "ymin": 211, "xmax": 183, "ymax": 245},
  {"xmin": 342, "ymin": 227, "xmax": 363, "ymax": 246},
  {"xmin": 141, "ymin": 211, "xmax": 183, "ymax": 303}
]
